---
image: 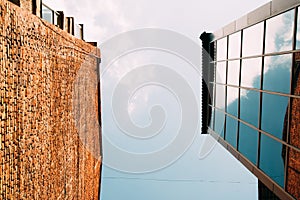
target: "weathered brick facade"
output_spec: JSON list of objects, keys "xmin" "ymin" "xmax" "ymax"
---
[
  {"xmin": 0, "ymin": 0, "xmax": 102, "ymax": 199},
  {"xmin": 286, "ymin": 53, "xmax": 300, "ymax": 200}
]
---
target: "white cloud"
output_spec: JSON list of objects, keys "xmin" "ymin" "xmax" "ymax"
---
[
  {"xmin": 265, "ymin": 9, "xmax": 294, "ymax": 53},
  {"xmin": 44, "ymin": 0, "xmax": 270, "ymax": 44}
]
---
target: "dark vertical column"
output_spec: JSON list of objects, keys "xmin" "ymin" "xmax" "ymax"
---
[
  {"xmin": 237, "ymin": 29, "xmax": 243, "ymax": 151},
  {"xmin": 57, "ymin": 11, "xmax": 65, "ymax": 30},
  {"xmin": 32, "ymin": 0, "xmax": 36, "ymax": 15},
  {"xmin": 258, "ymin": 181, "xmax": 280, "ymax": 200},
  {"xmin": 32, "ymin": 0, "xmax": 41, "ymax": 17},
  {"xmin": 79, "ymin": 24, "xmax": 84, "ymax": 40},
  {"xmin": 200, "ymin": 32, "xmax": 214, "ymax": 134},
  {"xmin": 66, "ymin": 17, "xmax": 75, "ymax": 36}
]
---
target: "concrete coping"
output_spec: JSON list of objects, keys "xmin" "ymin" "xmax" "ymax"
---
[{"xmin": 212, "ymin": 0, "xmax": 300, "ymax": 41}]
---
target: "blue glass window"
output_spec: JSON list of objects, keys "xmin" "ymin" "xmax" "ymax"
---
[
  {"xmin": 261, "ymin": 93, "xmax": 289, "ymax": 140},
  {"xmin": 265, "ymin": 9, "xmax": 294, "ymax": 53},
  {"xmin": 227, "ymin": 60, "xmax": 240, "ymax": 86},
  {"xmin": 214, "ymin": 109, "xmax": 225, "ymax": 138},
  {"xmin": 239, "ymin": 123, "xmax": 258, "ymax": 165},
  {"xmin": 215, "ymin": 84, "xmax": 226, "ymax": 110},
  {"xmin": 241, "ymin": 58, "xmax": 262, "ymax": 89},
  {"xmin": 209, "ymin": 107, "xmax": 215, "ymax": 130},
  {"xmin": 242, "ymin": 22, "xmax": 264, "ymax": 57},
  {"xmin": 216, "ymin": 62, "xmax": 226, "ymax": 84},
  {"xmin": 259, "ymin": 134, "xmax": 285, "ymax": 187},
  {"xmin": 263, "ymin": 54, "xmax": 292, "ymax": 94},
  {"xmin": 217, "ymin": 37, "xmax": 227, "ymax": 61},
  {"xmin": 228, "ymin": 31, "xmax": 241, "ymax": 59},
  {"xmin": 240, "ymin": 89, "xmax": 260, "ymax": 127},
  {"xmin": 225, "ymin": 116, "xmax": 238, "ymax": 148},
  {"xmin": 209, "ymin": 82, "xmax": 215, "ymax": 107},
  {"xmin": 227, "ymin": 86, "xmax": 239, "ymax": 117},
  {"xmin": 296, "ymin": 8, "xmax": 300, "ymax": 49}
]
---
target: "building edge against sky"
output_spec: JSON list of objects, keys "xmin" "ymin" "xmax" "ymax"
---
[{"xmin": 201, "ymin": 0, "xmax": 300, "ymax": 200}]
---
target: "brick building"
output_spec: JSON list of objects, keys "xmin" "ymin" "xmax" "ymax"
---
[{"xmin": 0, "ymin": 0, "xmax": 102, "ymax": 199}]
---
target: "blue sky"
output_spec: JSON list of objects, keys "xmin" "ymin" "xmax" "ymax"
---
[{"xmin": 44, "ymin": 0, "xmax": 271, "ymax": 199}]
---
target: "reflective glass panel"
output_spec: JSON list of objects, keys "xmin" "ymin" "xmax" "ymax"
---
[
  {"xmin": 215, "ymin": 84, "xmax": 226, "ymax": 110},
  {"xmin": 209, "ymin": 82, "xmax": 215, "ymax": 107},
  {"xmin": 261, "ymin": 93, "xmax": 289, "ymax": 140},
  {"xmin": 217, "ymin": 37, "xmax": 227, "ymax": 61},
  {"xmin": 225, "ymin": 116, "xmax": 238, "ymax": 148},
  {"xmin": 216, "ymin": 62, "xmax": 226, "ymax": 84},
  {"xmin": 227, "ymin": 86, "xmax": 239, "ymax": 117},
  {"xmin": 239, "ymin": 123, "xmax": 258, "ymax": 165},
  {"xmin": 297, "ymin": 9, "xmax": 300, "ymax": 49},
  {"xmin": 259, "ymin": 134, "xmax": 285, "ymax": 187},
  {"xmin": 209, "ymin": 107, "xmax": 215, "ymax": 129},
  {"xmin": 263, "ymin": 54, "xmax": 292, "ymax": 94},
  {"xmin": 265, "ymin": 9, "xmax": 294, "ymax": 53},
  {"xmin": 240, "ymin": 89, "xmax": 260, "ymax": 127},
  {"xmin": 242, "ymin": 22, "xmax": 264, "ymax": 57},
  {"xmin": 42, "ymin": 5, "xmax": 53, "ymax": 24},
  {"xmin": 214, "ymin": 109, "xmax": 225, "ymax": 138},
  {"xmin": 228, "ymin": 31, "xmax": 241, "ymax": 59},
  {"xmin": 227, "ymin": 60, "xmax": 240, "ymax": 86},
  {"xmin": 241, "ymin": 58, "xmax": 262, "ymax": 89}
]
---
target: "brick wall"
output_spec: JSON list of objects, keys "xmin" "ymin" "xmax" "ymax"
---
[
  {"xmin": 0, "ymin": 0, "xmax": 102, "ymax": 199},
  {"xmin": 286, "ymin": 53, "xmax": 300, "ymax": 200},
  {"xmin": 20, "ymin": 0, "xmax": 32, "ymax": 13}
]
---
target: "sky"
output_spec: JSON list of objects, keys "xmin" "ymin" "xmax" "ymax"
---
[{"xmin": 43, "ymin": 0, "xmax": 271, "ymax": 199}]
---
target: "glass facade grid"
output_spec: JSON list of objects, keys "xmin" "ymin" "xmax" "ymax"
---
[
  {"xmin": 261, "ymin": 93, "xmax": 289, "ymax": 140},
  {"xmin": 209, "ymin": 106, "xmax": 215, "ymax": 130},
  {"xmin": 214, "ymin": 109, "xmax": 225, "ymax": 138},
  {"xmin": 226, "ymin": 86, "xmax": 239, "ymax": 117},
  {"xmin": 216, "ymin": 62, "xmax": 227, "ymax": 84},
  {"xmin": 296, "ymin": 7, "xmax": 300, "ymax": 49},
  {"xmin": 208, "ymin": 6, "xmax": 300, "ymax": 198},
  {"xmin": 225, "ymin": 115, "xmax": 238, "ymax": 148},
  {"xmin": 215, "ymin": 84, "xmax": 226, "ymax": 110},
  {"xmin": 265, "ymin": 9, "xmax": 295, "ymax": 54},
  {"xmin": 259, "ymin": 133, "xmax": 285, "ymax": 187},
  {"xmin": 238, "ymin": 122, "xmax": 258, "ymax": 165},
  {"xmin": 263, "ymin": 54, "xmax": 292, "ymax": 94},
  {"xmin": 242, "ymin": 22, "xmax": 264, "ymax": 57},
  {"xmin": 228, "ymin": 31, "xmax": 241, "ymax": 59},
  {"xmin": 240, "ymin": 89, "xmax": 260, "ymax": 127},
  {"xmin": 217, "ymin": 37, "xmax": 227, "ymax": 61},
  {"xmin": 227, "ymin": 60, "xmax": 240, "ymax": 86},
  {"xmin": 241, "ymin": 58, "xmax": 262, "ymax": 89}
]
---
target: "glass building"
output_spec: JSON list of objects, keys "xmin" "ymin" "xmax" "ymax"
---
[{"xmin": 201, "ymin": 1, "xmax": 300, "ymax": 199}]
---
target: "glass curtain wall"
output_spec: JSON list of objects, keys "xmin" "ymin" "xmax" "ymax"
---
[{"xmin": 208, "ymin": 7, "xmax": 300, "ymax": 199}]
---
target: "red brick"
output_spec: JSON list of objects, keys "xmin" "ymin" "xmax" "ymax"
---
[{"xmin": 0, "ymin": 0, "xmax": 102, "ymax": 199}]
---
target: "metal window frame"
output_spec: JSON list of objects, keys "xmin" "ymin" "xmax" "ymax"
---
[
  {"xmin": 209, "ymin": 127, "xmax": 295, "ymax": 200},
  {"xmin": 42, "ymin": 3, "xmax": 60, "ymax": 25}
]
